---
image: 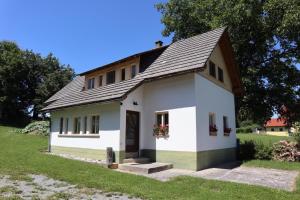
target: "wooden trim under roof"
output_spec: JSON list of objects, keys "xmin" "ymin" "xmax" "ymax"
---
[
  {"xmin": 80, "ymin": 46, "xmax": 169, "ymax": 76},
  {"xmin": 218, "ymin": 31, "xmax": 243, "ymax": 96}
]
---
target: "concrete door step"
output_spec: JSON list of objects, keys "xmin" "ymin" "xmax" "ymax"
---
[
  {"xmin": 119, "ymin": 162, "xmax": 173, "ymax": 174},
  {"xmin": 123, "ymin": 157, "xmax": 150, "ymax": 164},
  {"xmin": 125, "ymin": 152, "xmax": 139, "ymax": 158}
]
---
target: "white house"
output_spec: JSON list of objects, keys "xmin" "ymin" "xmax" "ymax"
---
[{"xmin": 43, "ymin": 27, "xmax": 242, "ymax": 171}]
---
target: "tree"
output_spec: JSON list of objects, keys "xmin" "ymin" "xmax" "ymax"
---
[
  {"xmin": 0, "ymin": 41, "xmax": 75, "ymax": 123},
  {"xmin": 0, "ymin": 41, "xmax": 29, "ymax": 123},
  {"xmin": 33, "ymin": 53, "xmax": 74, "ymax": 119},
  {"xmin": 156, "ymin": 0, "xmax": 300, "ymax": 125}
]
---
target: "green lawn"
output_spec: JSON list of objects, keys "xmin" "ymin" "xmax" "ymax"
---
[
  {"xmin": 0, "ymin": 125, "xmax": 300, "ymax": 199},
  {"xmin": 237, "ymin": 133, "xmax": 293, "ymax": 145}
]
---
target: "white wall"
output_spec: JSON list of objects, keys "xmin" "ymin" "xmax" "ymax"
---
[
  {"xmin": 50, "ymin": 102, "xmax": 121, "ymax": 151},
  {"xmin": 141, "ymin": 74, "xmax": 197, "ymax": 152},
  {"xmin": 195, "ymin": 73, "xmax": 236, "ymax": 151}
]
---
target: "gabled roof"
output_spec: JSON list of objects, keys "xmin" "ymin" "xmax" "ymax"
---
[
  {"xmin": 45, "ymin": 76, "xmax": 85, "ymax": 104},
  {"xmin": 43, "ymin": 27, "xmax": 241, "ymax": 111},
  {"xmin": 265, "ymin": 118, "xmax": 288, "ymax": 127}
]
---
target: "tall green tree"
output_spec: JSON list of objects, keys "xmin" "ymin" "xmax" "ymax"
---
[
  {"xmin": 156, "ymin": 0, "xmax": 300, "ymax": 125},
  {"xmin": 0, "ymin": 41, "xmax": 74, "ymax": 123},
  {"xmin": 0, "ymin": 41, "xmax": 28, "ymax": 122}
]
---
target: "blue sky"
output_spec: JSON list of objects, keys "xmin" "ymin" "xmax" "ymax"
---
[{"xmin": 0, "ymin": 0, "xmax": 171, "ymax": 74}]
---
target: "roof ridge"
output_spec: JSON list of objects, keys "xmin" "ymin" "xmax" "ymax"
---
[
  {"xmin": 43, "ymin": 27, "xmax": 236, "ymax": 111},
  {"xmin": 171, "ymin": 26, "xmax": 227, "ymax": 45}
]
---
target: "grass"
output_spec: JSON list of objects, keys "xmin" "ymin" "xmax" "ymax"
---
[
  {"xmin": 237, "ymin": 133, "xmax": 293, "ymax": 145},
  {"xmin": 243, "ymin": 160, "xmax": 300, "ymax": 171},
  {"xmin": 237, "ymin": 133, "xmax": 300, "ymax": 171},
  {"xmin": 0, "ymin": 125, "xmax": 300, "ymax": 199}
]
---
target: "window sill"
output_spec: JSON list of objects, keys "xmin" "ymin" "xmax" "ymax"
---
[{"xmin": 58, "ymin": 134, "xmax": 100, "ymax": 138}]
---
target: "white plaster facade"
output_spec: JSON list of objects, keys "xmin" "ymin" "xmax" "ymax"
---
[
  {"xmin": 50, "ymin": 103, "xmax": 121, "ymax": 151},
  {"xmin": 49, "ymin": 45, "xmax": 237, "ymax": 165}
]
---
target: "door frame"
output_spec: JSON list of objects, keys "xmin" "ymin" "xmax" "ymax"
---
[{"xmin": 125, "ymin": 110, "xmax": 140, "ymax": 153}]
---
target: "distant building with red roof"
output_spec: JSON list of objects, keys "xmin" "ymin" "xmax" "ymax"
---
[
  {"xmin": 265, "ymin": 118, "xmax": 288, "ymax": 127},
  {"xmin": 264, "ymin": 118, "xmax": 290, "ymax": 136}
]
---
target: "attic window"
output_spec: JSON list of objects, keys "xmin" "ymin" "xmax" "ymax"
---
[
  {"xmin": 99, "ymin": 75, "xmax": 103, "ymax": 87},
  {"xmin": 106, "ymin": 71, "xmax": 115, "ymax": 84},
  {"xmin": 218, "ymin": 67, "xmax": 224, "ymax": 82},
  {"xmin": 131, "ymin": 65, "xmax": 137, "ymax": 78},
  {"xmin": 121, "ymin": 68, "xmax": 126, "ymax": 81},
  {"xmin": 209, "ymin": 61, "xmax": 216, "ymax": 78},
  {"xmin": 87, "ymin": 78, "xmax": 95, "ymax": 89}
]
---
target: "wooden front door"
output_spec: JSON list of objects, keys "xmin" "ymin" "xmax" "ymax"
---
[{"xmin": 125, "ymin": 110, "xmax": 140, "ymax": 153}]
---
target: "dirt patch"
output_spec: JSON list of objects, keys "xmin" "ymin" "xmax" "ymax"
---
[{"xmin": 0, "ymin": 174, "xmax": 141, "ymax": 200}]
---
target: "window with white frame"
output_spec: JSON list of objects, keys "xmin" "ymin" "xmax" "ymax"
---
[
  {"xmin": 218, "ymin": 67, "xmax": 224, "ymax": 82},
  {"xmin": 73, "ymin": 117, "xmax": 81, "ymax": 134},
  {"xmin": 223, "ymin": 116, "xmax": 231, "ymax": 135},
  {"xmin": 209, "ymin": 61, "xmax": 216, "ymax": 78},
  {"xmin": 209, "ymin": 113, "xmax": 217, "ymax": 135},
  {"xmin": 121, "ymin": 68, "xmax": 126, "ymax": 81},
  {"xmin": 106, "ymin": 71, "xmax": 115, "ymax": 84},
  {"xmin": 59, "ymin": 117, "xmax": 63, "ymax": 134},
  {"xmin": 83, "ymin": 116, "xmax": 87, "ymax": 134},
  {"xmin": 87, "ymin": 78, "xmax": 95, "ymax": 89},
  {"xmin": 131, "ymin": 65, "xmax": 137, "ymax": 78},
  {"xmin": 156, "ymin": 112, "xmax": 169, "ymax": 127},
  {"xmin": 65, "ymin": 118, "xmax": 69, "ymax": 134},
  {"xmin": 98, "ymin": 75, "xmax": 103, "ymax": 87},
  {"xmin": 223, "ymin": 116, "xmax": 228, "ymax": 130},
  {"xmin": 91, "ymin": 115, "xmax": 100, "ymax": 134}
]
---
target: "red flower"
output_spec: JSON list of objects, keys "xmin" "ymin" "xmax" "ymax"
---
[
  {"xmin": 224, "ymin": 127, "xmax": 231, "ymax": 133},
  {"xmin": 209, "ymin": 125, "xmax": 218, "ymax": 132}
]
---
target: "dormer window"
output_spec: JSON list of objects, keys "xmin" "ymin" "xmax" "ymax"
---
[
  {"xmin": 131, "ymin": 65, "xmax": 137, "ymax": 78},
  {"xmin": 121, "ymin": 68, "xmax": 126, "ymax": 81},
  {"xmin": 106, "ymin": 70, "xmax": 115, "ymax": 84},
  {"xmin": 99, "ymin": 75, "xmax": 103, "ymax": 87},
  {"xmin": 87, "ymin": 78, "xmax": 95, "ymax": 89}
]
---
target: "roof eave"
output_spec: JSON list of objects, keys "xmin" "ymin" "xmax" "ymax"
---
[{"xmin": 42, "ymin": 97, "xmax": 122, "ymax": 112}]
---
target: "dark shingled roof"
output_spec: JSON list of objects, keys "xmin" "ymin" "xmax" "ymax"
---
[
  {"xmin": 43, "ymin": 27, "xmax": 229, "ymax": 111},
  {"xmin": 44, "ymin": 76, "xmax": 85, "ymax": 104}
]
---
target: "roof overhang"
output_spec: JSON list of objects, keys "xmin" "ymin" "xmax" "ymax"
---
[{"xmin": 218, "ymin": 30, "xmax": 243, "ymax": 96}]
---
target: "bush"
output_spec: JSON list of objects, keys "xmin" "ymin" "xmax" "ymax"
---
[
  {"xmin": 293, "ymin": 132, "xmax": 300, "ymax": 145},
  {"xmin": 19, "ymin": 121, "xmax": 49, "ymax": 136},
  {"xmin": 239, "ymin": 141, "xmax": 256, "ymax": 160},
  {"xmin": 237, "ymin": 120, "xmax": 261, "ymax": 134},
  {"xmin": 236, "ymin": 127, "xmax": 253, "ymax": 134},
  {"xmin": 273, "ymin": 140, "xmax": 300, "ymax": 162},
  {"xmin": 238, "ymin": 140, "xmax": 272, "ymax": 160},
  {"xmin": 254, "ymin": 142, "xmax": 273, "ymax": 160}
]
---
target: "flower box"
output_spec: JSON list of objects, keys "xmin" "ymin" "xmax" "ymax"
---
[
  {"xmin": 224, "ymin": 127, "xmax": 231, "ymax": 136},
  {"xmin": 209, "ymin": 125, "xmax": 218, "ymax": 136},
  {"xmin": 153, "ymin": 124, "xmax": 169, "ymax": 139}
]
